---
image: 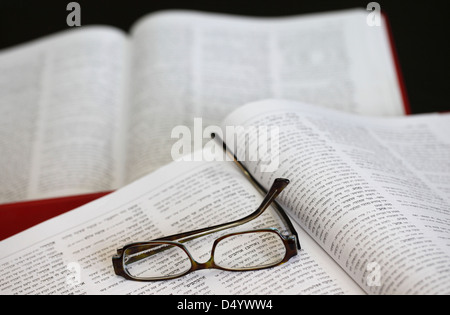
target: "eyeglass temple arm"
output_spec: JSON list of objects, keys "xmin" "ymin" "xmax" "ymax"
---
[
  {"xmin": 154, "ymin": 178, "xmax": 290, "ymax": 245},
  {"xmin": 212, "ymin": 133, "xmax": 301, "ymax": 250},
  {"xmin": 121, "ymin": 178, "xmax": 290, "ymax": 266},
  {"xmin": 120, "ymin": 135, "xmax": 298, "ymax": 265}
]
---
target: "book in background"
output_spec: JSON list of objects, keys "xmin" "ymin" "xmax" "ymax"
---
[{"xmin": 0, "ymin": 9, "xmax": 407, "ymax": 206}]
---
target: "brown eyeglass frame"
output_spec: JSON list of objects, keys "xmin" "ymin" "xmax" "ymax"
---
[
  {"xmin": 113, "ymin": 134, "xmax": 301, "ymax": 281},
  {"xmin": 112, "ymin": 178, "xmax": 300, "ymax": 281}
]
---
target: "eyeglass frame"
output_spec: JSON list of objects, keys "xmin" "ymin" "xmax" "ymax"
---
[
  {"xmin": 113, "ymin": 133, "xmax": 301, "ymax": 281},
  {"xmin": 112, "ymin": 178, "xmax": 300, "ymax": 282}
]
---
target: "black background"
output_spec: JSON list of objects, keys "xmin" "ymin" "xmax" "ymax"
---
[{"xmin": 0, "ymin": 0, "xmax": 449, "ymax": 114}]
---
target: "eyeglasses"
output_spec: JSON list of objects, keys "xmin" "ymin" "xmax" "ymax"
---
[
  {"xmin": 112, "ymin": 178, "xmax": 300, "ymax": 282},
  {"xmin": 113, "ymin": 133, "xmax": 301, "ymax": 281}
]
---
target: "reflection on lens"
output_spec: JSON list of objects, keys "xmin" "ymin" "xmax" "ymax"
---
[
  {"xmin": 214, "ymin": 231, "xmax": 286, "ymax": 270},
  {"xmin": 124, "ymin": 243, "xmax": 191, "ymax": 280}
]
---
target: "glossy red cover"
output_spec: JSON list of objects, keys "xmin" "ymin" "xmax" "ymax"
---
[
  {"xmin": 383, "ymin": 12, "xmax": 412, "ymax": 115},
  {"xmin": 0, "ymin": 192, "xmax": 110, "ymax": 241}
]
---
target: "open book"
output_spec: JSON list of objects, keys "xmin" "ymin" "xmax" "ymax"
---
[
  {"xmin": 1, "ymin": 99, "xmax": 449, "ymax": 295},
  {"xmin": 0, "ymin": 9, "xmax": 406, "ymax": 205}
]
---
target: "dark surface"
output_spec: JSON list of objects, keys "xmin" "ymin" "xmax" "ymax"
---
[{"xmin": 0, "ymin": 0, "xmax": 449, "ymax": 114}]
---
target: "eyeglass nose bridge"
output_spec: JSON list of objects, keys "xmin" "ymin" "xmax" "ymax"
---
[
  {"xmin": 190, "ymin": 257, "xmax": 217, "ymax": 271},
  {"xmin": 181, "ymin": 240, "xmax": 221, "ymax": 273}
]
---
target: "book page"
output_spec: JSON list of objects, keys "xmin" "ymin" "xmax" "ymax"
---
[
  {"xmin": 0, "ymin": 27, "xmax": 129, "ymax": 204},
  {"xmin": 0, "ymin": 158, "xmax": 362, "ymax": 295},
  {"xmin": 221, "ymin": 99, "xmax": 450, "ymax": 294},
  {"xmin": 124, "ymin": 9, "xmax": 404, "ymax": 183}
]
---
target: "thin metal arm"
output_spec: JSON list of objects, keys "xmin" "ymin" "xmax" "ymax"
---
[
  {"xmin": 122, "ymin": 178, "xmax": 290, "ymax": 261},
  {"xmin": 211, "ymin": 133, "xmax": 301, "ymax": 250},
  {"xmin": 120, "ymin": 134, "xmax": 301, "ymax": 263},
  {"xmin": 154, "ymin": 178, "xmax": 290, "ymax": 244}
]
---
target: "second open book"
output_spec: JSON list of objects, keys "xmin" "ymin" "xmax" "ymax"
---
[
  {"xmin": 0, "ymin": 9, "xmax": 406, "ymax": 204},
  {"xmin": 1, "ymin": 99, "xmax": 449, "ymax": 295}
]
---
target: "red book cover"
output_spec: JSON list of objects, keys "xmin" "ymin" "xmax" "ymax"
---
[
  {"xmin": 383, "ymin": 12, "xmax": 412, "ymax": 116},
  {"xmin": 0, "ymin": 192, "xmax": 110, "ymax": 241}
]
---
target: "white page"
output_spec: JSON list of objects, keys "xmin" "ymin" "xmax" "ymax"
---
[
  {"xmin": 289, "ymin": 218, "xmax": 365, "ymax": 295},
  {"xmin": 124, "ymin": 9, "xmax": 405, "ymax": 183},
  {"xmin": 222, "ymin": 99, "xmax": 450, "ymax": 294},
  {"xmin": 0, "ymin": 157, "xmax": 360, "ymax": 295},
  {"xmin": 0, "ymin": 27, "xmax": 129, "ymax": 203}
]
